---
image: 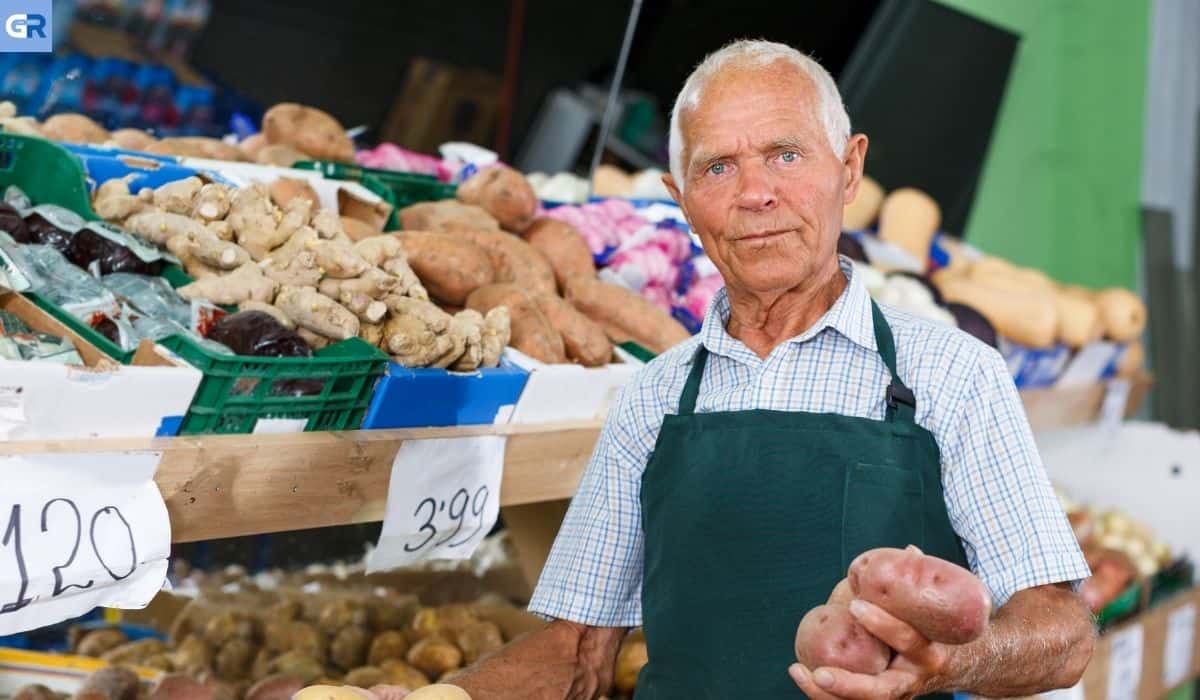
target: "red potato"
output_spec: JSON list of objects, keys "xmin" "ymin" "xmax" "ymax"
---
[
  {"xmin": 848, "ymin": 547, "xmax": 992, "ymax": 645},
  {"xmin": 794, "ymin": 604, "xmax": 890, "ymax": 674}
]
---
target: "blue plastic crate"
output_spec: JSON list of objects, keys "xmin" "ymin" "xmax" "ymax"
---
[
  {"xmin": 63, "ymin": 144, "xmax": 236, "ymax": 194},
  {"xmin": 362, "ymin": 358, "xmax": 529, "ymax": 429}
]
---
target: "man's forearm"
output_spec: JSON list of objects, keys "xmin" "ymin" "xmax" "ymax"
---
[
  {"xmin": 938, "ymin": 585, "xmax": 1096, "ymax": 697},
  {"xmin": 449, "ymin": 620, "xmax": 627, "ymax": 700}
]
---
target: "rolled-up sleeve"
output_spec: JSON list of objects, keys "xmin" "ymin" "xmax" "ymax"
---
[
  {"xmin": 526, "ymin": 378, "xmax": 666, "ymax": 627},
  {"xmin": 939, "ymin": 346, "xmax": 1092, "ymax": 607}
]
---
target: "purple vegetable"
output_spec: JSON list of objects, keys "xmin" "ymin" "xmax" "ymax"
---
[
  {"xmin": 206, "ymin": 311, "xmax": 311, "ymax": 358},
  {"xmin": 0, "ymin": 202, "xmax": 29, "ymax": 242},
  {"xmin": 24, "ymin": 213, "xmax": 74, "ymax": 253},
  {"xmin": 68, "ymin": 228, "xmax": 164, "ymax": 275}
]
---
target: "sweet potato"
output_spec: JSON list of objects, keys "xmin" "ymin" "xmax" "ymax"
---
[
  {"xmin": 268, "ymin": 177, "xmax": 320, "ymax": 210},
  {"xmin": 398, "ymin": 200, "xmax": 500, "ymax": 233},
  {"xmin": 466, "ymin": 284, "xmax": 565, "ymax": 364},
  {"xmin": 256, "ymin": 143, "xmax": 310, "ymax": 167},
  {"xmin": 522, "ymin": 218, "xmax": 596, "ymax": 290},
  {"xmin": 262, "ymin": 103, "xmax": 354, "ymax": 163},
  {"xmin": 109, "ymin": 128, "xmax": 157, "ymax": 152},
  {"xmin": 456, "ymin": 164, "xmax": 538, "ymax": 232},
  {"xmin": 794, "ymin": 604, "xmax": 890, "ymax": 674},
  {"xmin": 455, "ymin": 229, "xmax": 556, "ymax": 297},
  {"xmin": 848, "ymin": 547, "xmax": 992, "ymax": 645},
  {"xmin": 564, "ymin": 277, "xmax": 690, "ymax": 354},
  {"xmin": 533, "ymin": 294, "xmax": 612, "ymax": 366},
  {"xmin": 341, "ymin": 217, "xmax": 380, "ymax": 242},
  {"xmin": 398, "ymin": 231, "xmax": 495, "ymax": 304},
  {"xmin": 41, "ymin": 113, "xmax": 110, "ymax": 144},
  {"xmin": 239, "ymin": 133, "xmax": 266, "ymax": 160}
]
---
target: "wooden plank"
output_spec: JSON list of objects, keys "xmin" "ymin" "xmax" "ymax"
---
[{"xmin": 0, "ymin": 423, "xmax": 600, "ymax": 543}]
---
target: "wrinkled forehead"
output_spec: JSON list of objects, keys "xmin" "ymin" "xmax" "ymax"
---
[{"xmin": 680, "ymin": 62, "xmax": 823, "ymax": 153}]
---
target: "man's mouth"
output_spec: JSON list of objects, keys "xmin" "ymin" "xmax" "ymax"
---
[{"xmin": 734, "ymin": 229, "xmax": 792, "ymax": 242}]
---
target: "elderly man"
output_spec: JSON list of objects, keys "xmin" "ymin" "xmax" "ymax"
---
[{"xmin": 378, "ymin": 40, "xmax": 1096, "ymax": 699}]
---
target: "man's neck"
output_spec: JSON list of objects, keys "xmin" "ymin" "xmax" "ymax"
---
[{"xmin": 725, "ymin": 258, "xmax": 847, "ymax": 359}]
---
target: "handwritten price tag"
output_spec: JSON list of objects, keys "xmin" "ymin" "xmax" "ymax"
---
[
  {"xmin": 366, "ymin": 436, "xmax": 505, "ymax": 572},
  {"xmin": 1107, "ymin": 623, "xmax": 1144, "ymax": 700},
  {"xmin": 1163, "ymin": 603, "xmax": 1196, "ymax": 688},
  {"xmin": 0, "ymin": 451, "xmax": 170, "ymax": 636}
]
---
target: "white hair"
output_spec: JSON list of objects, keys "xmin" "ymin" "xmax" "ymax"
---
[{"xmin": 668, "ymin": 39, "xmax": 851, "ymax": 189}]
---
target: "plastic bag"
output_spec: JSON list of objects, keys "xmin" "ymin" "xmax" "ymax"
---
[
  {"xmin": 205, "ymin": 311, "xmax": 312, "ymax": 358},
  {"xmin": 23, "ymin": 205, "xmax": 86, "ymax": 254},
  {"xmin": 0, "ymin": 309, "xmax": 82, "ymax": 363},
  {"xmin": 68, "ymin": 222, "xmax": 168, "ymax": 276}
]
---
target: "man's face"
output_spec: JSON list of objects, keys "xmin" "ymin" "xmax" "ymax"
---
[{"xmin": 665, "ymin": 62, "xmax": 867, "ymax": 297}]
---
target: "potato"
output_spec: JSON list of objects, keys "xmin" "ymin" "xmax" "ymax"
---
[
  {"xmin": 398, "ymin": 231, "xmax": 495, "ymax": 305},
  {"xmin": 455, "ymin": 229, "xmax": 557, "ymax": 297},
  {"xmin": 405, "ymin": 685, "xmax": 472, "ymax": 700},
  {"xmin": 215, "ymin": 638, "xmax": 258, "ymax": 681},
  {"xmin": 100, "ymin": 638, "xmax": 167, "ymax": 664},
  {"xmin": 406, "ymin": 638, "xmax": 463, "ymax": 679},
  {"xmin": 204, "ymin": 611, "xmax": 257, "ymax": 645},
  {"xmin": 533, "ymin": 294, "xmax": 612, "ymax": 366},
  {"xmin": 269, "ymin": 652, "xmax": 325, "ymax": 684},
  {"xmin": 379, "ymin": 659, "xmax": 431, "ymax": 689},
  {"xmin": 169, "ymin": 635, "xmax": 214, "ymax": 675},
  {"xmin": 251, "ymin": 647, "xmax": 274, "ymax": 681},
  {"xmin": 411, "ymin": 607, "xmax": 440, "ymax": 640},
  {"xmin": 268, "ymin": 177, "xmax": 320, "ymax": 211},
  {"xmin": 319, "ymin": 599, "xmax": 373, "ymax": 633},
  {"xmin": 466, "ymin": 284, "xmax": 566, "ymax": 363},
  {"xmin": 828, "ymin": 578, "xmax": 853, "ymax": 606},
  {"xmin": 77, "ymin": 665, "xmax": 140, "ymax": 700},
  {"xmin": 522, "ymin": 218, "xmax": 595, "ymax": 291},
  {"xmin": 244, "ymin": 673, "xmax": 305, "ymax": 700},
  {"xmin": 142, "ymin": 654, "xmax": 174, "ymax": 672},
  {"xmin": 434, "ymin": 604, "xmax": 480, "ymax": 636},
  {"xmin": 330, "ymin": 626, "xmax": 371, "ymax": 671},
  {"xmin": 399, "ymin": 200, "xmax": 500, "ymax": 233},
  {"xmin": 564, "ymin": 277, "xmax": 691, "ymax": 354},
  {"xmin": 848, "ymin": 547, "xmax": 992, "ymax": 644},
  {"xmin": 368, "ymin": 630, "xmax": 410, "ymax": 666},
  {"xmin": 454, "ymin": 621, "xmax": 503, "ymax": 665},
  {"xmin": 262, "ymin": 103, "xmax": 354, "ymax": 162},
  {"xmin": 77, "ymin": 628, "xmax": 129, "ymax": 657},
  {"xmin": 289, "ymin": 621, "xmax": 327, "ymax": 657},
  {"xmin": 256, "ymin": 143, "xmax": 310, "ymax": 167},
  {"xmin": 147, "ymin": 674, "xmax": 234, "ymax": 700},
  {"xmin": 291, "ymin": 686, "xmax": 368, "ymax": 700},
  {"xmin": 794, "ymin": 604, "xmax": 890, "ymax": 674},
  {"xmin": 108, "ymin": 128, "xmax": 157, "ymax": 152},
  {"xmin": 456, "ymin": 165, "xmax": 537, "ymax": 232},
  {"xmin": 370, "ymin": 598, "xmax": 417, "ymax": 632},
  {"xmin": 12, "ymin": 684, "xmax": 59, "ymax": 700},
  {"xmin": 41, "ymin": 113, "xmax": 110, "ymax": 144},
  {"xmin": 343, "ymin": 666, "xmax": 387, "ymax": 688},
  {"xmin": 614, "ymin": 629, "xmax": 648, "ymax": 694}
]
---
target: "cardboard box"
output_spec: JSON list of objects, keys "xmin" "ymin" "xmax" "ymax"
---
[
  {"xmin": 506, "ymin": 348, "xmax": 643, "ymax": 424},
  {"xmin": 0, "ymin": 293, "xmax": 202, "ymax": 440},
  {"xmin": 361, "ymin": 354, "xmax": 530, "ymax": 429}
]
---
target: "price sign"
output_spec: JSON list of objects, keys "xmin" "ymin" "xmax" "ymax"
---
[
  {"xmin": 366, "ymin": 436, "xmax": 505, "ymax": 572},
  {"xmin": 1163, "ymin": 603, "xmax": 1196, "ymax": 688},
  {"xmin": 0, "ymin": 451, "xmax": 170, "ymax": 635},
  {"xmin": 1107, "ymin": 623, "xmax": 1144, "ymax": 700}
]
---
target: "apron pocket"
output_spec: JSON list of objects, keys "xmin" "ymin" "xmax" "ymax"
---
[{"xmin": 841, "ymin": 462, "xmax": 925, "ymax": 570}]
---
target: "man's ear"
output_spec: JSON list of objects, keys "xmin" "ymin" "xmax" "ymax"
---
[
  {"xmin": 841, "ymin": 134, "xmax": 869, "ymax": 205},
  {"xmin": 663, "ymin": 172, "xmax": 691, "ymax": 224}
]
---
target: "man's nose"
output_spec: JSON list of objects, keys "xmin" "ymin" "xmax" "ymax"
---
[{"xmin": 734, "ymin": 161, "xmax": 777, "ymax": 211}]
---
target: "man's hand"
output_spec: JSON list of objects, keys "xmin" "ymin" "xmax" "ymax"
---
[
  {"xmin": 790, "ymin": 599, "xmax": 949, "ymax": 700},
  {"xmin": 791, "ymin": 583, "xmax": 1095, "ymax": 700}
]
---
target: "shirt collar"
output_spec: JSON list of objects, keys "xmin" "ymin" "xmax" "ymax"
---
[{"xmin": 683, "ymin": 255, "xmax": 877, "ymax": 366}]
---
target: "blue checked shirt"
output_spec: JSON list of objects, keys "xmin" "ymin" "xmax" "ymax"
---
[{"xmin": 528, "ymin": 257, "xmax": 1090, "ymax": 627}]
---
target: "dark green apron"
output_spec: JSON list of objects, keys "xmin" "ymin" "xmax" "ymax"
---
[{"xmin": 636, "ymin": 302, "xmax": 969, "ymax": 699}]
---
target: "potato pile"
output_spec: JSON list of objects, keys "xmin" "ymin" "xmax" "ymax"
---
[
  {"xmin": 397, "ymin": 164, "xmax": 690, "ymax": 363},
  {"xmin": 92, "ymin": 176, "xmax": 509, "ymax": 370},
  {"xmin": 0, "ymin": 100, "xmax": 355, "ymax": 167}
]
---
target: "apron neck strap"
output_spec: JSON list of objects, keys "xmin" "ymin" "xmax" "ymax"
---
[
  {"xmin": 870, "ymin": 301, "xmax": 917, "ymax": 424},
  {"xmin": 678, "ymin": 303, "xmax": 916, "ymax": 423},
  {"xmin": 678, "ymin": 345, "xmax": 710, "ymax": 415}
]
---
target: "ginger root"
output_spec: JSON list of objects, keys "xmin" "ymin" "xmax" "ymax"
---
[
  {"xmin": 359, "ymin": 321, "xmax": 384, "ymax": 346},
  {"xmin": 481, "ymin": 307, "xmax": 511, "ymax": 368},
  {"xmin": 165, "ymin": 229, "xmax": 251, "ymax": 270},
  {"xmin": 318, "ymin": 268, "xmax": 398, "ymax": 300},
  {"xmin": 311, "ymin": 239, "xmax": 371, "ymax": 279},
  {"xmin": 271, "ymin": 226, "xmax": 319, "ymax": 261},
  {"xmin": 296, "ymin": 326, "xmax": 332, "ymax": 350},
  {"xmin": 448, "ymin": 310, "xmax": 485, "ymax": 371},
  {"xmin": 311, "ymin": 209, "xmax": 346, "ymax": 240},
  {"xmin": 239, "ymin": 300, "xmax": 295, "ymax": 329},
  {"xmin": 338, "ymin": 291, "xmax": 388, "ymax": 323},
  {"xmin": 383, "ymin": 313, "xmax": 452, "ymax": 368},
  {"xmin": 206, "ymin": 220, "xmax": 234, "ymax": 242},
  {"xmin": 275, "ymin": 285, "xmax": 360, "ymax": 340},
  {"xmin": 353, "ymin": 236, "xmax": 404, "ymax": 267},
  {"xmin": 385, "ymin": 296, "xmax": 450, "ymax": 334},
  {"xmin": 93, "ymin": 176, "xmax": 147, "ymax": 222},
  {"xmin": 153, "ymin": 176, "xmax": 203, "ymax": 215},
  {"xmin": 126, "ymin": 210, "xmax": 213, "ymax": 246},
  {"xmin": 178, "ymin": 262, "xmax": 278, "ymax": 305},
  {"xmin": 380, "ymin": 257, "xmax": 428, "ymax": 300},
  {"xmin": 194, "ymin": 183, "xmax": 233, "ymax": 222},
  {"xmin": 230, "ymin": 184, "xmax": 291, "ymax": 260},
  {"xmin": 263, "ymin": 251, "xmax": 324, "ymax": 287}
]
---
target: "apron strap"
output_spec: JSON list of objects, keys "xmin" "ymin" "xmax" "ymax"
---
[
  {"xmin": 677, "ymin": 345, "xmax": 709, "ymax": 415},
  {"xmin": 870, "ymin": 301, "xmax": 917, "ymax": 424}
]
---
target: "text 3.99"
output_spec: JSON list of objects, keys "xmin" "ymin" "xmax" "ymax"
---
[{"xmin": 403, "ymin": 485, "xmax": 490, "ymax": 554}]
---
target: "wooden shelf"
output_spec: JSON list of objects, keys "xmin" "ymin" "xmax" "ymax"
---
[{"xmin": 0, "ymin": 421, "xmax": 600, "ymax": 544}]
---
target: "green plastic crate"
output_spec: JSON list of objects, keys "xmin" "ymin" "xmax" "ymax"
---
[
  {"xmin": 0, "ymin": 134, "xmax": 390, "ymax": 434},
  {"xmin": 293, "ymin": 160, "xmax": 456, "ymax": 229},
  {"xmin": 159, "ymin": 335, "xmax": 387, "ymax": 435},
  {"xmin": 1097, "ymin": 581, "xmax": 1142, "ymax": 629}
]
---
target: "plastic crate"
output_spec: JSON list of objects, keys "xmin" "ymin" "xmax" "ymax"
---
[
  {"xmin": 293, "ymin": 160, "xmax": 456, "ymax": 229},
  {"xmin": 158, "ymin": 335, "xmax": 387, "ymax": 434},
  {"xmin": 0, "ymin": 134, "xmax": 389, "ymax": 434}
]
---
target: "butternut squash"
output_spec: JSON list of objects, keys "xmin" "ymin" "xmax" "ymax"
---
[
  {"xmin": 934, "ymin": 276, "xmax": 1058, "ymax": 348},
  {"xmin": 1117, "ymin": 340, "xmax": 1144, "ymax": 378},
  {"xmin": 967, "ymin": 258, "xmax": 1056, "ymax": 295},
  {"xmin": 1095, "ymin": 288, "xmax": 1146, "ymax": 342},
  {"xmin": 877, "ymin": 188, "xmax": 940, "ymax": 264},
  {"xmin": 843, "ymin": 176, "xmax": 885, "ymax": 230},
  {"xmin": 1052, "ymin": 290, "xmax": 1102, "ymax": 348}
]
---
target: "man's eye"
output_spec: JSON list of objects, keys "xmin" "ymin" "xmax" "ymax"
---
[
  {"xmin": 780, "ymin": 151, "xmax": 799, "ymax": 163},
  {"xmin": 708, "ymin": 162, "xmax": 726, "ymax": 175}
]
